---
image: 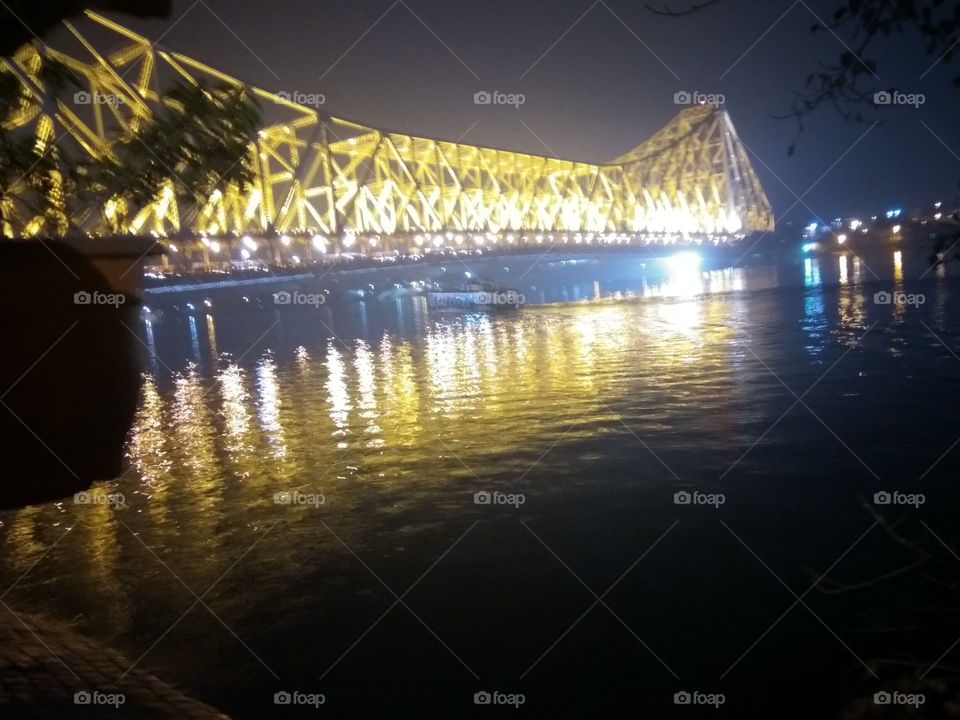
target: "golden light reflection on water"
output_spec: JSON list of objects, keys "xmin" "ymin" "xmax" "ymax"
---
[
  {"xmin": 256, "ymin": 355, "xmax": 287, "ymax": 459},
  {"xmin": 127, "ymin": 375, "xmax": 172, "ymax": 486},
  {"xmin": 325, "ymin": 345, "xmax": 352, "ymax": 442},
  {"xmin": 6, "ymin": 252, "xmax": 959, "ymax": 667},
  {"xmin": 219, "ymin": 364, "xmax": 256, "ymax": 467},
  {"xmin": 206, "ymin": 313, "xmax": 217, "ymax": 358},
  {"xmin": 354, "ymin": 341, "xmax": 384, "ymax": 447},
  {"xmin": 0, "ymin": 264, "xmax": 835, "ymax": 612},
  {"xmin": 891, "ymin": 250, "xmax": 907, "ymax": 324}
]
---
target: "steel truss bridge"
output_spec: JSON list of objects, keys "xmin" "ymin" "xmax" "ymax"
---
[{"xmin": 1, "ymin": 12, "xmax": 774, "ymax": 259}]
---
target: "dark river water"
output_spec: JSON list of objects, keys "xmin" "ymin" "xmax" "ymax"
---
[{"xmin": 2, "ymin": 247, "xmax": 959, "ymax": 718}]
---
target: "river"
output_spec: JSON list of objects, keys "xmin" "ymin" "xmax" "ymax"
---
[{"xmin": 2, "ymin": 247, "xmax": 958, "ymax": 717}]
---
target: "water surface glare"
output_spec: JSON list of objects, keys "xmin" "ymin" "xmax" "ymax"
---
[{"xmin": 3, "ymin": 251, "xmax": 959, "ymax": 717}]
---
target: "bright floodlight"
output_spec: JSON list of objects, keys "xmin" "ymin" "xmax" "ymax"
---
[{"xmin": 665, "ymin": 251, "xmax": 702, "ymax": 273}]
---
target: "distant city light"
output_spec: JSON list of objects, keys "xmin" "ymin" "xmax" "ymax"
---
[
  {"xmin": 892, "ymin": 225, "xmax": 901, "ymax": 234},
  {"xmin": 885, "ymin": 209, "xmax": 902, "ymax": 219},
  {"xmin": 848, "ymin": 219, "xmax": 861, "ymax": 231},
  {"xmin": 801, "ymin": 242, "xmax": 817, "ymax": 253},
  {"xmin": 837, "ymin": 234, "xmax": 847, "ymax": 244}
]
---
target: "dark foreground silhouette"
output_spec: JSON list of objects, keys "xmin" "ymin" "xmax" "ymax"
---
[{"xmin": 0, "ymin": 241, "xmax": 142, "ymax": 509}]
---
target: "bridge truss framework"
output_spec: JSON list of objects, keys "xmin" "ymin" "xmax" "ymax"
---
[{"xmin": 1, "ymin": 12, "xmax": 774, "ymax": 257}]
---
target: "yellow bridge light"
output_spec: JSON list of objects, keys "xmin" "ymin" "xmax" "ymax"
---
[{"xmin": 3, "ymin": 14, "xmax": 774, "ymax": 241}]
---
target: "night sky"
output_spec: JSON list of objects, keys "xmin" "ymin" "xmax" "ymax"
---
[{"xmin": 73, "ymin": 0, "xmax": 960, "ymax": 226}]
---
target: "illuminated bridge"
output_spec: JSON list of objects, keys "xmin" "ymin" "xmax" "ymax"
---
[{"xmin": 2, "ymin": 12, "xmax": 774, "ymax": 259}]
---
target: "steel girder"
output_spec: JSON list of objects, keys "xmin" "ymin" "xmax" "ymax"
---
[{"xmin": 1, "ymin": 12, "xmax": 774, "ymax": 244}]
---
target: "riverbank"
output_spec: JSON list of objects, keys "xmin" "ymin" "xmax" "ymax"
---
[{"xmin": 0, "ymin": 608, "xmax": 230, "ymax": 718}]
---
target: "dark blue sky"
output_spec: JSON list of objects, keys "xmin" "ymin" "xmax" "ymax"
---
[{"xmin": 96, "ymin": 0, "xmax": 960, "ymax": 226}]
